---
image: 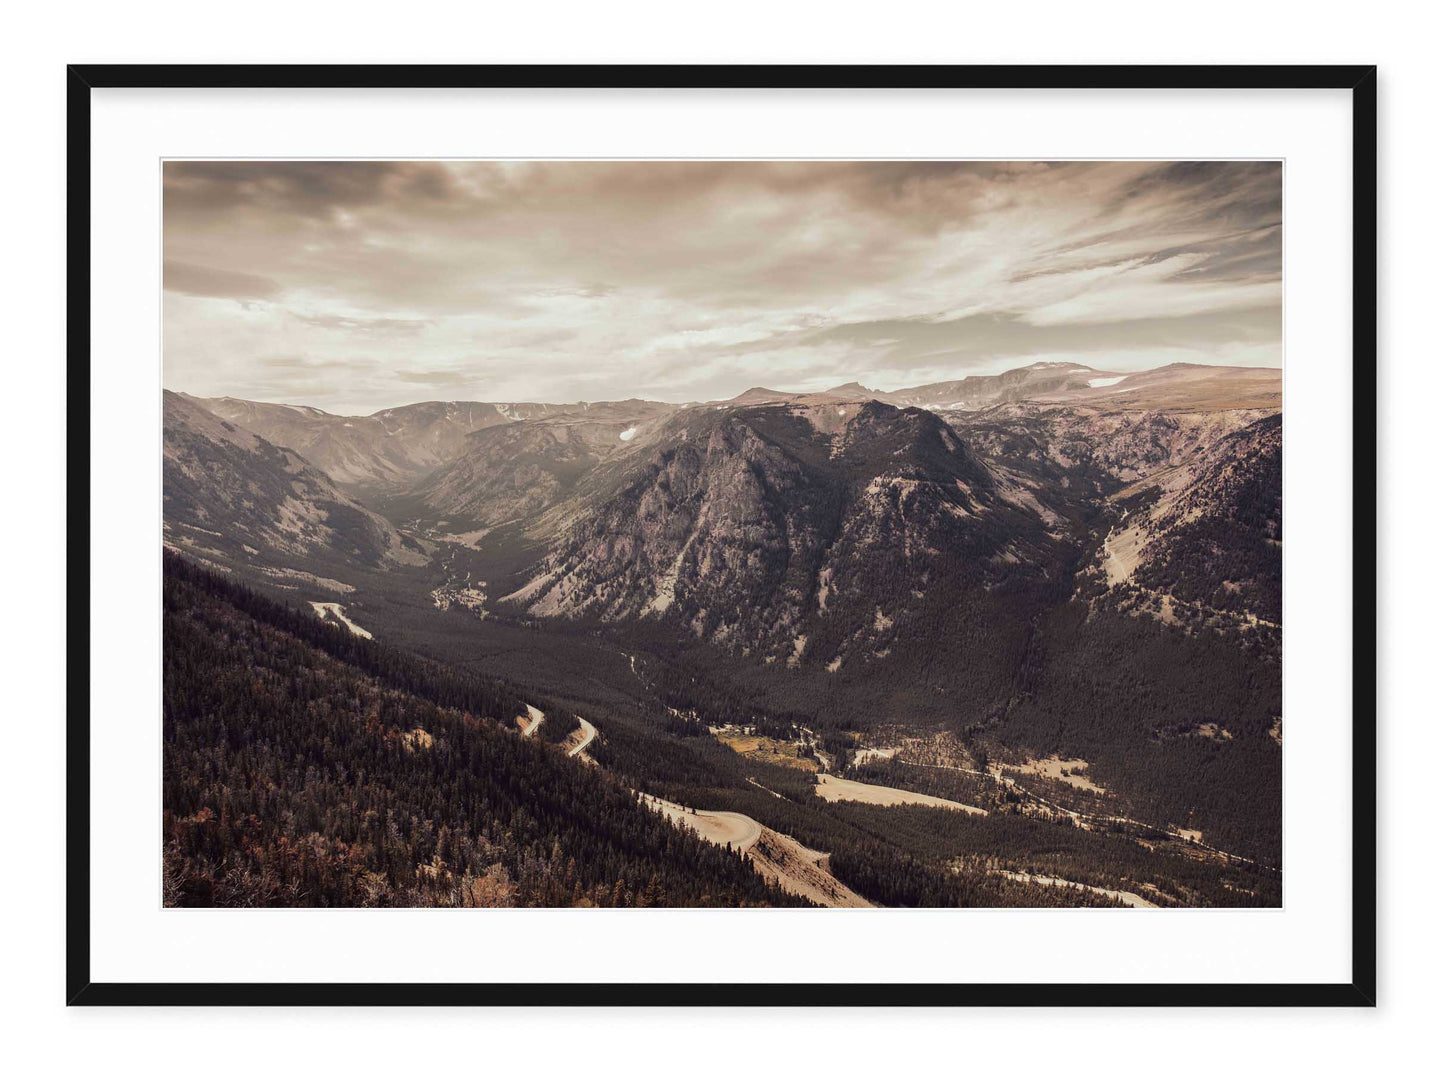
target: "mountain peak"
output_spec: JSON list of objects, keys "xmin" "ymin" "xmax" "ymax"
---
[
  {"xmin": 823, "ymin": 381, "xmax": 878, "ymax": 397},
  {"xmin": 727, "ymin": 386, "xmax": 793, "ymax": 406}
]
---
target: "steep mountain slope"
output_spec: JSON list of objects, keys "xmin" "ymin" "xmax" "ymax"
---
[
  {"xmin": 402, "ymin": 411, "xmax": 672, "ymax": 531},
  {"xmin": 1079, "ymin": 413, "xmax": 1282, "ymax": 637},
  {"xmin": 162, "ymin": 391, "xmax": 428, "ymax": 580},
  {"xmin": 946, "ymin": 399, "xmax": 1282, "ymax": 640},
  {"xmin": 501, "ymin": 400, "xmax": 1074, "ymax": 664},
  {"xmin": 407, "ymin": 422, "xmax": 601, "ymax": 529}
]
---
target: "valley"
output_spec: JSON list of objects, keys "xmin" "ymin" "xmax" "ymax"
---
[{"xmin": 161, "ymin": 359, "xmax": 1283, "ymax": 908}]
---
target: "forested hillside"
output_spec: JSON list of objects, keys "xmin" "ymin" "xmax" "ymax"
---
[{"xmin": 162, "ymin": 553, "xmax": 798, "ymax": 908}]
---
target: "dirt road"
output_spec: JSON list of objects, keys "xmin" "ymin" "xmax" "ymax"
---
[
  {"xmin": 567, "ymin": 716, "xmax": 598, "ymax": 758},
  {"xmin": 639, "ymin": 793, "xmax": 872, "ymax": 907},
  {"xmin": 519, "ymin": 705, "xmax": 544, "ymax": 737},
  {"xmin": 550, "ymin": 715, "xmax": 867, "ymax": 905},
  {"xmin": 993, "ymin": 870, "xmax": 1158, "ymax": 909},
  {"xmin": 308, "ymin": 601, "xmax": 372, "ymax": 639},
  {"xmin": 640, "ymin": 794, "xmax": 762, "ymax": 851}
]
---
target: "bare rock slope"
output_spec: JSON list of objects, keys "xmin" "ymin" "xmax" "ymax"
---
[{"xmin": 503, "ymin": 399, "xmax": 1071, "ymax": 664}]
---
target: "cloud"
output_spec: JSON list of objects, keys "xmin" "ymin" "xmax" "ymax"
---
[
  {"xmin": 394, "ymin": 368, "xmax": 475, "ymax": 386},
  {"xmin": 163, "ymin": 161, "xmax": 462, "ymax": 222},
  {"xmin": 163, "ymin": 260, "xmax": 280, "ymax": 301},
  {"xmin": 291, "ymin": 312, "xmax": 432, "ymax": 337},
  {"xmin": 257, "ymin": 356, "xmax": 375, "ymax": 373},
  {"xmin": 163, "ymin": 160, "xmax": 1282, "ymax": 412}
]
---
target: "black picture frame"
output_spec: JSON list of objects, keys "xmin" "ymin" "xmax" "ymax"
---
[{"xmin": 66, "ymin": 63, "xmax": 1377, "ymax": 1008}]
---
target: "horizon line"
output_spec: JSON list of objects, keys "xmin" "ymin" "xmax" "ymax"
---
[{"xmin": 164, "ymin": 358, "xmax": 1280, "ymax": 418}]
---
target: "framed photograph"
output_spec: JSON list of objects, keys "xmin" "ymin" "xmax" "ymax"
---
[{"xmin": 68, "ymin": 64, "xmax": 1376, "ymax": 1006}]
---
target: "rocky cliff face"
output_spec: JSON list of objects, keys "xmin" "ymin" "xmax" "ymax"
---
[
  {"xmin": 505, "ymin": 407, "xmax": 833, "ymax": 631},
  {"xmin": 502, "ymin": 401, "xmax": 1072, "ymax": 662}
]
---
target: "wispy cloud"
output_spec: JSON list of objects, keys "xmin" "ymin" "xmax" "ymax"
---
[
  {"xmin": 164, "ymin": 260, "xmax": 279, "ymax": 302},
  {"xmin": 290, "ymin": 313, "xmax": 432, "ymax": 336},
  {"xmin": 393, "ymin": 368, "xmax": 475, "ymax": 386}
]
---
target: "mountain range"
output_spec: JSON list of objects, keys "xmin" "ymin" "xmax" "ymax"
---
[
  {"xmin": 184, "ymin": 360, "xmax": 1278, "ymax": 491},
  {"xmin": 165, "ymin": 360, "xmax": 1282, "ymax": 657},
  {"xmin": 162, "ymin": 358, "xmax": 1285, "ymax": 904}
]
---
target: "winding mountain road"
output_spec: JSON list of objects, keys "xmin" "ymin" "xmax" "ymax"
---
[
  {"xmin": 520, "ymin": 705, "xmax": 545, "ymax": 737},
  {"xmin": 640, "ymin": 794, "xmax": 763, "ymax": 851},
  {"xmin": 567, "ymin": 716, "xmax": 598, "ymax": 758}
]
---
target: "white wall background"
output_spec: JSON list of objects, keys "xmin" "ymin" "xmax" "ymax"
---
[{"xmin": 2, "ymin": 2, "xmax": 1435, "ymax": 1076}]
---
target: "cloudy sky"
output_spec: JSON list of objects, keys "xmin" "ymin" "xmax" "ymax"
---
[{"xmin": 163, "ymin": 160, "xmax": 1281, "ymax": 414}]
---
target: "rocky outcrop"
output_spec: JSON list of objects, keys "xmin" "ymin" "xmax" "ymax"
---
[{"xmin": 503, "ymin": 401, "xmax": 1071, "ymax": 660}]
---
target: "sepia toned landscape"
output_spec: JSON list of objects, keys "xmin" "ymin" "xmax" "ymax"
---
[{"xmin": 162, "ymin": 161, "xmax": 1282, "ymax": 908}]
